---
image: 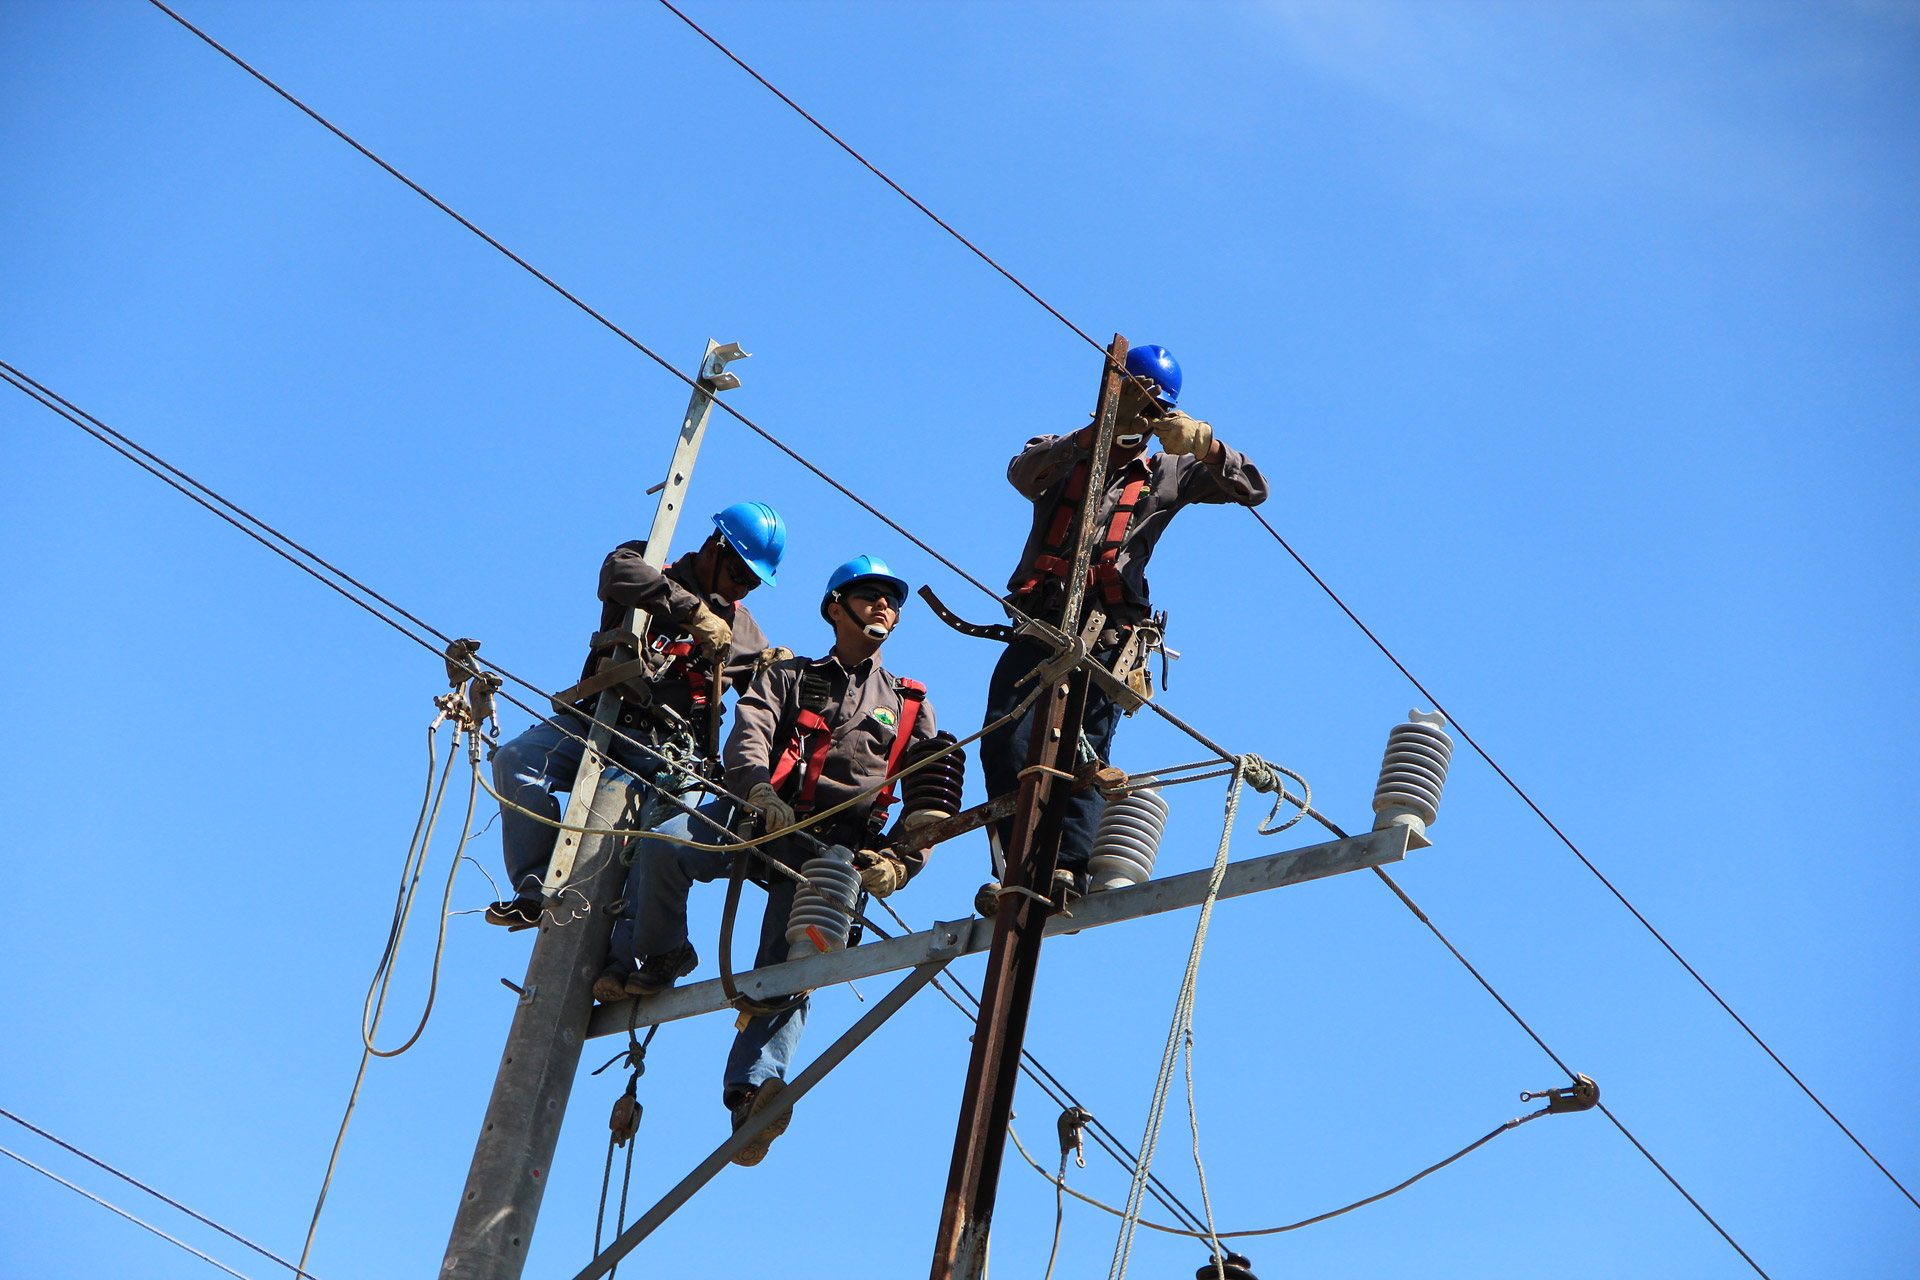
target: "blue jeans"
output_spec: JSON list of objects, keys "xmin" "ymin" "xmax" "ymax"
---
[
  {"xmin": 622, "ymin": 807, "xmax": 812, "ymax": 1098},
  {"xmin": 980, "ymin": 641, "xmax": 1122, "ymax": 872},
  {"xmin": 491, "ymin": 716, "xmax": 664, "ymax": 898}
]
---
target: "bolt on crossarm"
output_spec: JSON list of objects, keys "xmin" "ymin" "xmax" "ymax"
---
[
  {"xmin": 930, "ymin": 334, "xmax": 1129, "ymax": 1280},
  {"xmin": 440, "ymin": 340, "xmax": 746, "ymax": 1280}
]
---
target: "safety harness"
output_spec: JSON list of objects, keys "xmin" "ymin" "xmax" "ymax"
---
[
  {"xmin": 1015, "ymin": 457, "xmax": 1149, "ymax": 608},
  {"xmin": 768, "ymin": 665, "xmax": 926, "ymax": 828}
]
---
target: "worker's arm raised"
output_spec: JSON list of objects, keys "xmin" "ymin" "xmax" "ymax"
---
[
  {"xmin": 598, "ymin": 540, "xmax": 701, "ymax": 624},
  {"xmin": 1007, "ymin": 433, "xmax": 1088, "ymax": 498}
]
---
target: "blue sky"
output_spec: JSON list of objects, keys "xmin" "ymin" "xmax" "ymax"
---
[{"xmin": 1, "ymin": 2, "xmax": 1915, "ymax": 1277}]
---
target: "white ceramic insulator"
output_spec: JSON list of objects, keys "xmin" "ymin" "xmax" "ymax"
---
[
  {"xmin": 785, "ymin": 844, "xmax": 861, "ymax": 957},
  {"xmin": 1372, "ymin": 710, "xmax": 1455, "ymax": 838},
  {"xmin": 1088, "ymin": 784, "xmax": 1170, "ymax": 892}
]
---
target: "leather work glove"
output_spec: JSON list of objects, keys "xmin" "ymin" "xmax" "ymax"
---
[
  {"xmin": 747, "ymin": 781, "xmax": 796, "ymax": 836},
  {"xmin": 1153, "ymin": 411, "xmax": 1214, "ymax": 458},
  {"xmin": 854, "ymin": 849, "xmax": 908, "ymax": 898},
  {"xmin": 755, "ymin": 645, "xmax": 794, "ymax": 673},
  {"xmin": 685, "ymin": 602, "xmax": 733, "ymax": 661}
]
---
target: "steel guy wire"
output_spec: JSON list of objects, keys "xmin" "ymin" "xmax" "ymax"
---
[
  {"xmin": 0, "ymin": 1107, "xmax": 317, "ymax": 1279},
  {"xmin": 648, "ymin": 0, "xmax": 1914, "ymax": 1211},
  {"xmin": 0, "ymin": 1142, "xmax": 259, "ymax": 1280}
]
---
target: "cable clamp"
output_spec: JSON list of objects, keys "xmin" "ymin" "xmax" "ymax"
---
[{"xmin": 1521, "ymin": 1073, "xmax": 1600, "ymax": 1113}]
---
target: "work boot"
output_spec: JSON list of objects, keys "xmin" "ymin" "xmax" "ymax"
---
[
  {"xmin": 484, "ymin": 896, "xmax": 541, "ymax": 930},
  {"xmin": 1052, "ymin": 867, "xmax": 1088, "ymax": 905},
  {"xmin": 727, "ymin": 1080, "xmax": 791, "ymax": 1167},
  {"xmin": 625, "ymin": 942, "xmax": 698, "ymax": 997},
  {"xmin": 592, "ymin": 962, "xmax": 632, "ymax": 1004}
]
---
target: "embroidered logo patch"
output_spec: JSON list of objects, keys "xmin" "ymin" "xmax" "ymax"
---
[{"xmin": 870, "ymin": 707, "xmax": 898, "ymax": 728}]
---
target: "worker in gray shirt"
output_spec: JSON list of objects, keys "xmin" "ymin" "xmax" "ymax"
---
[
  {"xmin": 981, "ymin": 345, "xmax": 1267, "ymax": 903},
  {"xmin": 620, "ymin": 553, "xmax": 942, "ymax": 1167},
  {"xmin": 485, "ymin": 503, "xmax": 786, "ymax": 930}
]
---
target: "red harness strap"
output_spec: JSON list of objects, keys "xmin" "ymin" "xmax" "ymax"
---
[
  {"xmin": 653, "ymin": 636, "xmax": 712, "ymax": 711},
  {"xmin": 1017, "ymin": 459, "xmax": 1149, "ymax": 605},
  {"xmin": 766, "ymin": 677, "xmax": 926, "ymax": 822},
  {"xmin": 871, "ymin": 679, "xmax": 926, "ymax": 823}
]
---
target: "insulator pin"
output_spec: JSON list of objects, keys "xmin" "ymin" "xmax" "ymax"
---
[
  {"xmin": 1372, "ymin": 710, "xmax": 1454, "ymax": 845},
  {"xmin": 785, "ymin": 844, "xmax": 861, "ymax": 958},
  {"xmin": 1088, "ymin": 783, "xmax": 1170, "ymax": 892}
]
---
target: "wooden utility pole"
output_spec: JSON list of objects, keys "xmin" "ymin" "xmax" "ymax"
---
[
  {"xmin": 929, "ymin": 335, "xmax": 1129, "ymax": 1280},
  {"xmin": 440, "ymin": 341, "xmax": 746, "ymax": 1280}
]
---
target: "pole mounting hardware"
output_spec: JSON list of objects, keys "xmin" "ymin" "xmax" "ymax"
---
[
  {"xmin": 1521, "ymin": 1073, "xmax": 1600, "ymax": 1114},
  {"xmin": 699, "ymin": 342, "xmax": 750, "ymax": 392}
]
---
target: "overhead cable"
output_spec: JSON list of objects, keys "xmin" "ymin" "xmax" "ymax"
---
[
  {"xmin": 0, "ymin": 1141, "xmax": 260, "ymax": 1280},
  {"xmin": 0, "ymin": 1107, "xmax": 315, "ymax": 1278},
  {"xmin": 646, "ymin": 0, "xmax": 1914, "ymax": 1213}
]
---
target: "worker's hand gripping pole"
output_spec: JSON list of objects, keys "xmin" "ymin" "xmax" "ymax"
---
[
  {"xmin": 539, "ymin": 340, "xmax": 748, "ymax": 898},
  {"xmin": 930, "ymin": 335, "xmax": 1128, "ymax": 1280}
]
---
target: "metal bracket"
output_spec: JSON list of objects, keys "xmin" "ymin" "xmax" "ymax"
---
[
  {"xmin": 699, "ymin": 341, "xmax": 750, "ymax": 392},
  {"xmin": 919, "ymin": 586, "xmax": 1147, "ymax": 714},
  {"xmin": 1522, "ymin": 1073, "xmax": 1600, "ymax": 1113}
]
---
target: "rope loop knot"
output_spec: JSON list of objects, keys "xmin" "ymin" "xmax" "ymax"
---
[{"xmin": 1236, "ymin": 753, "xmax": 1312, "ymax": 837}]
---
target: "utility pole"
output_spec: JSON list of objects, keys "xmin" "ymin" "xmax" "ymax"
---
[
  {"xmin": 441, "ymin": 341, "xmax": 748, "ymax": 1280},
  {"xmin": 929, "ymin": 335, "xmax": 1128, "ymax": 1280}
]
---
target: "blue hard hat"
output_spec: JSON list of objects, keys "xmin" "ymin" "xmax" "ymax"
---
[
  {"xmin": 711, "ymin": 502, "xmax": 787, "ymax": 587},
  {"xmin": 1124, "ymin": 344, "xmax": 1182, "ymax": 408},
  {"xmin": 821, "ymin": 555, "xmax": 910, "ymax": 621}
]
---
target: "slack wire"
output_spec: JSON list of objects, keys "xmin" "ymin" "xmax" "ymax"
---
[
  {"xmin": 0, "ymin": 1142, "xmax": 256, "ymax": 1280},
  {"xmin": 1249, "ymin": 508, "xmax": 1917, "ymax": 1212},
  {"xmin": 0, "ymin": 1108, "xmax": 314, "ymax": 1278},
  {"xmin": 1366, "ymin": 862, "xmax": 1770, "ymax": 1278},
  {"xmin": 646, "ymin": 0, "xmax": 1913, "ymax": 1211}
]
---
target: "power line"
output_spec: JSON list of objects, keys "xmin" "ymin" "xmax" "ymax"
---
[
  {"xmin": 0, "ymin": 1141, "xmax": 261, "ymax": 1280},
  {"xmin": 646, "ymin": 0, "xmax": 1916, "ymax": 1214},
  {"xmin": 1249, "ymin": 507, "xmax": 1920, "ymax": 1212},
  {"xmin": 0, "ymin": 1107, "xmax": 316, "ymax": 1278},
  {"xmin": 121, "ymin": 0, "xmax": 1892, "ymax": 1253}
]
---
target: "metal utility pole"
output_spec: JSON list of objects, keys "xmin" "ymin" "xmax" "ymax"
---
[
  {"xmin": 441, "ymin": 340, "xmax": 747, "ymax": 1280},
  {"xmin": 929, "ymin": 335, "xmax": 1129, "ymax": 1280}
]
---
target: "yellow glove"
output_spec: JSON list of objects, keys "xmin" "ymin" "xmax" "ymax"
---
[
  {"xmin": 747, "ymin": 781, "xmax": 796, "ymax": 836},
  {"xmin": 1154, "ymin": 411, "xmax": 1214, "ymax": 458},
  {"xmin": 855, "ymin": 849, "xmax": 908, "ymax": 897},
  {"xmin": 685, "ymin": 603, "xmax": 733, "ymax": 661}
]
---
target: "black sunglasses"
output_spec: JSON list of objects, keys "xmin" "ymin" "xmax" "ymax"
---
[
  {"xmin": 718, "ymin": 543, "xmax": 761, "ymax": 588},
  {"xmin": 844, "ymin": 586, "xmax": 903, "ymax": 610}
]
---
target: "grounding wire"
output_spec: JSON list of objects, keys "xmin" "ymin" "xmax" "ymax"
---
[
  {"xmin": 0, "ymin": 1107, "xmax": 316, "ymax": 1278},
  {"xmin": 649, "ymin": 0, "xmax": 1913, "ymax": 1211},
  {"xmin": 0, "ymin": 1141, "xmax": 258, "ymax": 1280}
]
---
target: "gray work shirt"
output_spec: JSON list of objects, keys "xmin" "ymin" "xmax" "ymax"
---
[
  {"xmin": 583, "ymin": 543, "xmax": 770, "ymax": 721},
  {"xmin": 1004, "ymin": 424, "xmax": 1268, "ymax": 618},
  {"xmin": 725, "ymin": 650, "xmax": 938, "ymax": 844}
]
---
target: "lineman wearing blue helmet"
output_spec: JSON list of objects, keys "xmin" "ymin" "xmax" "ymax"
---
[
  {"xmin": 621, "ymin": 553, "xmax": 944, "ymax": 1166},
  {"xmin": 484, "ymin": 503, "xmax": 791, "ymax": 941},
  {"xmin": 981, "ymin": 344, "xmax": 1269, "ymax": 904}
]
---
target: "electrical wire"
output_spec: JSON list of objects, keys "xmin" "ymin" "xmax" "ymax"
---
[
  {"xmin": 0, "ymin": 1107, "xmax": 316, "ymax": 1278},
  {"xmin": 643, "ymin": 0, "xmax": 1915, "ymax": 1213},
  {"xmin": 1010, "ymin": 1108, "xmax": 1552, "ymax": 1240},
  {"xmin": 0, "ymin": 1142, "xmax": 259, "ymax": 1280}
]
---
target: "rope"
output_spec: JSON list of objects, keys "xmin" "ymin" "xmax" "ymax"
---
[
  {"xmin": 0, "ymin": 1141, "xmax": 259, "ymax": 1279},
  {"xmin": 0, "ymin": 1107, "xmax": 316, "ymax": 1278},
  {"xmin": 1109, "ymin": 762, "xmax": 1247, "ymax": 1280},
  {"xmin": 1010, "ymin": 1108, "xmax": 1550, "ymax": 1239}
]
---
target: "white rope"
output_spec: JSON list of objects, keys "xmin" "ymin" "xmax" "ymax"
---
[{"xmin": 1107, "ymin": 759, "xmax": 1246, "ymax": 1279}]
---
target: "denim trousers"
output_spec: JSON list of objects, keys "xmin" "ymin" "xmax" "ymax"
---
[
  {"xmin": 979, "ymin": 640, "xmax": 1122, "ymax": 872},
  {"xmin": 620, "ymin": 803, "xmax": 812, "ymax": 1098},
  {"xmin": 490, "ymin": 715, "xmax": 667, "ymax": 897}
]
